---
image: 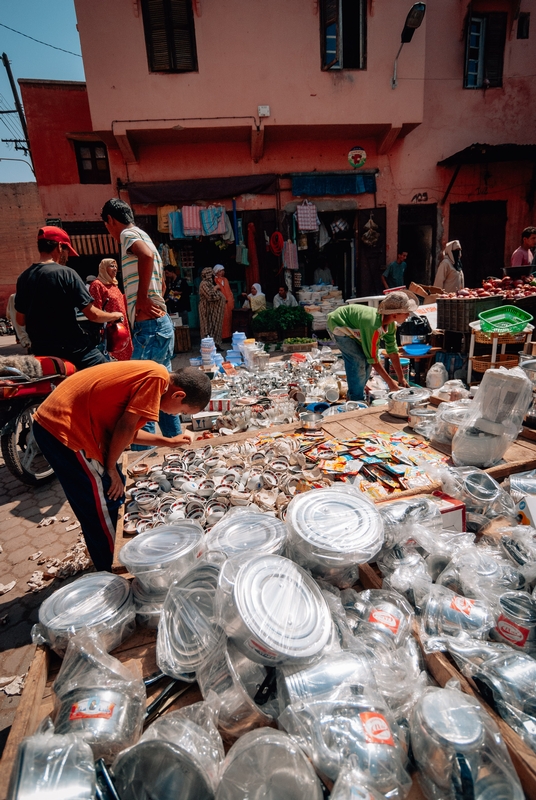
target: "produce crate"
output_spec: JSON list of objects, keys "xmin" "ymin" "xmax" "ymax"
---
[
  {"xmin": 437, "ymin": 296, "xmax": 505, "ymax": 333},
  {"xmin": 282, "ymin": 341, "xmax": 317, "ymax": 353},
  {"xmin": 514, "ymin": 294, "xmax": 536, "ymax": 318},
  {"xmin": 173, "ymin": 325, "xmax": 191, "ymax": 353},
  {"xmin": 256, "ymin": 331, "xmax": 279, "ymax": 343}
]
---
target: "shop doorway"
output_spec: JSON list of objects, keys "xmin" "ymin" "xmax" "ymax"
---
[
  {"xmin": 448, "ymin": 201, "xmax": 507, "ymax": 286},
  {"xmin": 356, "ymin": 207, "xmax": 386, "ymax": 296},
  {"xmin": 398, "ymin": 204, "xmax": 437, "ymax": 287}
]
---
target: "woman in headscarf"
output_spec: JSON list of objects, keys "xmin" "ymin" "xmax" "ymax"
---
[
  {"xmin": 435, "ymin": 240, "xmax": 464, "ymax": 293},
  {"xmin": 242, "ymin": 283, "xmax": 266, "ymax": 317},
  {"xmin": 199, "ymin": 266, "xmax": 226, "ymax": 347},
  {"xmin": 213, "ymin": 264, "xmax": 234, "ymax": 340},
  {"xmin": 89, "ymin": 258, "xmax": 133, "ymax": 360}
]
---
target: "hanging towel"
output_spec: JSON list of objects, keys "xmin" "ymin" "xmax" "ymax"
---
[
  {"xmin": 283, "ymin": 240, "xmax": 299, "ymax": 270},
  {"xmin": 222, "ymin": 212, "xmax": 235, "ymax": 242},
  {"xmin": 200, "ymin": 205, "xmax": 224, "ymax": 235},
  {"xmin": 295, "ymin": 199, "xmax": 319, "ymax": 232},
  {"xmin": 168, "ymin": 210, "xmax": 186, "ymax": 240},
  {"xmin": 157, "ymin": 204, "xmax": 177, "ymax": 233},
  {"xmin": 169, "ymin": 248, "xmax": 177, "ymax": 267},
  {"xmin": 182, "ymin": 205, "xmax": 203, "ymax": 236},
  {"xmin": 215, "ymin": 206, "xmax": 227, "ymax": 235}
]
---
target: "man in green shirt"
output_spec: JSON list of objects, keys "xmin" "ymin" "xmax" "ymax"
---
[{"xmin": 327, "ymin": 292, "xmax": 415, "ymax": 400}]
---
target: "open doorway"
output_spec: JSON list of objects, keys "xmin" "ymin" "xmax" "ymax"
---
[
  {"xmin": 449, "ymin": 201, "xmax": 507, "ymax": 285},
  {"xmin": 398, "ymin": 204, "xmax": 437, "ymax": 286}
]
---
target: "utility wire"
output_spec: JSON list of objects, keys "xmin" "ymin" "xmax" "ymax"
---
[
  {"xmin": 0, "ymin": 94, "xmax": 24, "ymax": 140},
  {"xmin": 0, "ymin": 22, "xmax": 82, "ymax": 57}
]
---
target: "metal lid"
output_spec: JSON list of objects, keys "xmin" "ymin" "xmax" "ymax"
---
[
  {"xmin": 286, "ymin": 488, "xmax": 384, "ymax": 561},
  {"xmin": 420, "ymin": 689, "xmax": 483, "ymax": 747},
  {"xmin": 205, "ymin": 512, "xmax": 287, "ymax": 557},
  {"xmin": 38, "ymin": 572, "xmax": 131, "ymax": 633},
  {"xmin": 233, "ymin": 555, "xmax": 331, "ymax": 660},
  {"xmin": 119, "ymin": 523, "xmax": 204, "ymax": 569},
  {"xmin": 390, "ymin": 387, "xmax": 430, "ymax": 402}
]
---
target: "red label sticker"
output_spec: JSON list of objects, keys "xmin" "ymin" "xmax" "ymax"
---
[
  {"xmin": 450, "ymin": 596, "xmax": 475, "ymax": 617},
  {"xmin": 248, "ymin": 639, "xmax": 278, "ymax": 660},
  {"xmin": 69, "ymin": 697, "xmax": 116, "ymax": 721},
  {"xmin": 359, "ymin": 712, "xmax": 395, "ymax": 746},
  {"xmin": 368, "ymin": 608, "xmax": 400, "ymax": 634},
  {"xmin": 495, "ymin": 614, "xmax": 530, "ymax": 647}
]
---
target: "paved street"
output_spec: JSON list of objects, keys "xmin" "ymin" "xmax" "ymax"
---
[{"xmin": 0, "ymin": 334, "xmax": 203, "ymax": 756}]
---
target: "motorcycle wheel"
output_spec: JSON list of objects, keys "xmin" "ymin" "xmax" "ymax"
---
[{"xmin": 1, "ymin": 401, "xmax": 55, "ymax": 485}]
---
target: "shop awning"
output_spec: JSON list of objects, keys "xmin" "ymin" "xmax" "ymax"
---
[
  {"xmin": 291, "ymin": 171, "xmax": 377, "ymax": 197},
  {"xmin": 438, "ymin": 143, "xmax": 536, "ymax": 166},
  {"xmin": 126, "ymin": 174, "xmax": 278, "ymax": 204}
]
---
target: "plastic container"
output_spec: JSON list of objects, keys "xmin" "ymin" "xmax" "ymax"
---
[
  {"xmin": 205, "ymin": 508, "xmax": 287, "ymax": 557},
  {"xmin": 479, "ymin": 305, "xmax": 533, "ymax": 334}
]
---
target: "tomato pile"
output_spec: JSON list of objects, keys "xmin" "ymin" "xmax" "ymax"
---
[{"xmin": 437, "ymin": 275, "xmax": 536, "ymax": 301}]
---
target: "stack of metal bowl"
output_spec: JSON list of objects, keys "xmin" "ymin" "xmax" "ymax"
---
[
  {"xmin": 285, "ymin": 487, "xmax": 384, "ymax": 587},
  {"xmin": 205, "ymin": 510, "xmax": 287, "ymax": 557},
  {"xmin": 36, "ymin": 572, "xmax": 134, "ymax": 654}
]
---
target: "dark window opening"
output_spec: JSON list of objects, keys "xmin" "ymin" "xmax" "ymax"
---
[
  {"xmin": 141, "ymin": 0, "xmax": 198, "ymax": 73},
  {"xmin": 517, "ymin": 12, "xmax": 530, "ymax": 39},
  {"xmin": 320, "ymin": 0, "xmax": 367, "ymax": 70},
  {"xmin": 464, "ymin": 12, "xmax": 507, "ymax": 88},
  {"xmin": 73, "ymin": 141, "xmax": 111, "ymax": 184}
]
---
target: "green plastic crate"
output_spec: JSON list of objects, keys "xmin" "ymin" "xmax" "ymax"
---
[{"xmin": 478, "ymin": 305, "xmax": 533, "ymax": 334}]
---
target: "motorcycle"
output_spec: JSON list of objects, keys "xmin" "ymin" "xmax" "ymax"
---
[{"xmin": 0, "ymin": 356, "xmax": 76, "ymax": 486}]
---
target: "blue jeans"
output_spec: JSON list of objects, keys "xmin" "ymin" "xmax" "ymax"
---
[
  {"xmin": 131, "ymin": 315, "xmax": 182, "ymax": 450},
  {"xmin": 333, "ymin": 335, "xmax": 372, "ymax": 401}
]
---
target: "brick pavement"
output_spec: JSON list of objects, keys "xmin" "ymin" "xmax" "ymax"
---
[{"xmin": 0, "ymin": 333, "xmax": 209, "ymax": 757}]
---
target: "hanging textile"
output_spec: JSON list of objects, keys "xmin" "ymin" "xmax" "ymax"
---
[
  {"xmin": 269, "ymin": 231, "xmax": 284, "ymax": 257},
  {"xmin": 222, "ymin": 212, "xmax": 235, "ymax": 242},
  {"xmin": 295, "ymin": 199, "xmax": 319, "ymax": 232},
  {"xmin": 158, "ymin": 243, "xmax": 170, "ymax": 266},
  {"xmin": 246, "ymin": 222, "xmax": 260, "ymax": 286},
  {"xmin": 168, "ymin": 210, "xmax": 186, "ymax": 240},
  {"xmin": 169, "ymin": 248, "xmax": 177, "ymax": 267},
  {"xmin": 200, "ymin": 205, "xmax": 225, "ymax": 235},
  {"xmin": 157, "ymin": 204, "xmax": 177, "ymax": 233},
  {"xmin": 283, "ymin": 240, "xmax": 299, "ymax": 270},
  {"xmin": 182, "ymin": 206, "xmax": 203, "ymax": 236}
]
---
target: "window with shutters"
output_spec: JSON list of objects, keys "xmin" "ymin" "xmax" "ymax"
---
[
  {"xmin": 141, "ymin": 0, "xmax": 198, "ymax": 73},
  {"xmin": 464, "ymin": 12, "xmax": 507, "ymax": 88},
  {"xmin": 73, "ymin": 141, "xmax": 111, "ymax": 184},
  {"xmin": 320, "ymin": 0, "xmax": 367, "ymax": 70}
]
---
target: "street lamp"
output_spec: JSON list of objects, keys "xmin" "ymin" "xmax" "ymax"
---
[
  {"xmin": 391, "ymin": 2, "xmax": 426, "ymax": 89},
  {"xmin": 0, "ymin": 156, "xmax": 35, "ymax": 175}
]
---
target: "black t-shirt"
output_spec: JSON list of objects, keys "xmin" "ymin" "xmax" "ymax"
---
[{"xmin": 15, "ymin": 262, "xmax": 94, "ymax": 358}]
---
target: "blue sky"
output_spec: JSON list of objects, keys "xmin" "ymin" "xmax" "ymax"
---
[{"xmin": 0, "ymin": 0, "xmax": 84, "ymax": 182}]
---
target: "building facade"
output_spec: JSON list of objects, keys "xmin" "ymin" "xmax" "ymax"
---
[{"xmin": 19, "ymin": 0, "xmax": 536, "ymax": 300}]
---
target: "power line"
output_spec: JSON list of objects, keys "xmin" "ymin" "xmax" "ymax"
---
[
  {"xmin": 0, "ymin": 23, "xmax": 82, "ymax": 57},
  {"xmin": 0, "ymin": 95, "xmax": 23, "ymax": 140}
]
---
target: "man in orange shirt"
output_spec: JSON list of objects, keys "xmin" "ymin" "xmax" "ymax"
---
[{"xmin": 33, "ymin": 362, "xmax": 211, "ymax": 571}]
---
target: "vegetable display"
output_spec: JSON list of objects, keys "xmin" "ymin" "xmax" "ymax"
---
[
  {"xmin": 252, "ymin": 306, "xmax": 313, "ymax": 333},
  {"xmin": 438, "ymin": 275, "xmax": 536, "ymax": 301}
]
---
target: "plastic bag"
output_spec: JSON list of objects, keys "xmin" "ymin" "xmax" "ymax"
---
[
  {"xmin": 7, "ymin": 731, "xmax": 96, "ymax": 800},
  {"xmin": 216, "ymin": 728, "xmax": 324, "ymax": 799},
  {"xmin": 430, "ymin": 398, "xmax": 473, "ymax": 445},
  {"xmin": 440, "ymin": 466, "xmax": 516, "ymax": 532},
  {"xmin": 112, "ymin": 700, "xmax": 224, "ymax": 798},
  {"xmin": 340, "ymin": 589, "xmax": 414, "ymax": 650},
  {"xmin": 411, "ymin": 681, "xmax": 524, "ymax": 800},
  {"xmin": 452, "ymin": 367, "xmax": 532, "ymax": 468},
  {"xmin": 426, "ymin": 362, "xmax": 448, "ymax": 390},
  {"xmin": 436, "ymin": 546, "xmax": 525, "ymax": 604},
  {"xmin": 52, "ymin": 635, "xmax": 145, "ymax": 763},
  {"xmin": 420, "ymin": 584, "xmax": 495, "ymax": 652},
  {"xmin": 378, "ymin": 496, "xmax": 442, "ymax": 548},
  {"xmin": 330, "ymin": 755, "xmax": 386, "ymax": 800}
]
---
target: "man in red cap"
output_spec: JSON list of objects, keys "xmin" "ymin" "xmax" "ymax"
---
[{"xmin": 15, "ymin": 226, "xmax": 124, "ymax": 369}]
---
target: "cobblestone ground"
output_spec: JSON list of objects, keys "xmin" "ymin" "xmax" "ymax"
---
[{"xmin": 0, "ymin": 334, "xmax": 205, "ymax": 757}]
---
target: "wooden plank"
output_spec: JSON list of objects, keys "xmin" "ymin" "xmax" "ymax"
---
[{"xmin": 0, "ymin": 646, "xmax": 49, "ymax": 800}]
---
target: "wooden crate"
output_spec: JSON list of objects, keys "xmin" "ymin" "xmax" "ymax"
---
[{"xmin": 173, "ymin": 325, "xmax": 191, "ymax": 353}]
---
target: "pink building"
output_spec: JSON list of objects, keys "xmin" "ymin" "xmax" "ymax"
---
[{"xmin": 19, "ymin": 0, "xmax": 536, "ymax": 301}]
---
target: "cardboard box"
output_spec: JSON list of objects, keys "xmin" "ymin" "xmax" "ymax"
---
[
  {"xmin": 191, "ymin": 411, "xmax": 221, "ymax": 431},
  {"xmin": 409, "ymin": 282, "xmax": 443, "ymax": 305},
  {"xmin": 515, "ymin": 495, "xmax": 536, "ymax": 526},
  {"xmin": 430, "ymin": 492, "xmax": 466, "ymax": 531}
]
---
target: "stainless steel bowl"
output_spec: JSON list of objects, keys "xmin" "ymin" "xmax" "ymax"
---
[
  {"xmin": 299, "ymin": 412, "xmax": 323, "ymax": 430},
  {"xmin": 408, "ymin": 406, "xmax": 436, "ymax": 430}
]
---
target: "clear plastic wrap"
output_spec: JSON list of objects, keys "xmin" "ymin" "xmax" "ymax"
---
[
  {"xmin": 131, "ymin": 578, "xmax": 167, "ymax": 629},
  {"xmin": 341, "ymin": 589, "xmax": 414, "ymax": 650},
  {"xmin": 32, "ymin": 572, "xmax": 135, "ymax": 655},
  {"xmin": 490, "ymin": 590, "xmax": 536, "ymax": 654},
  {"xmin": 440, "ymin": 466, "xmax": 516, "ymax": 532},
  {"xmin": 430, "ymin": 399, "xmax": 473, "ymax": 445},
  {"xmin": 157, "ymin": 561, "xmax": 225, "ymax": 680},
  {"xmin": 278, "ymin": 685, "xmax": 411, "ymax": 795},
  {"xmin": 7, "ymin": 731, "xmax": 96, "ymax": 800},
  {"xmin": 452, "ymin": 367, "xmax": 532, "ymax": 468},
  {"xmin": 112, "ymin": 700, "xmax": 224, "ymax": 799},
  {"xmin": 421, "ymin": 584, "xmax": 495, "ymax": 651},
  {"xmin": 378, "ymin": 496, "xmax": 442, "ymax": 548},
  {"xmin": 495, "ymin": 526, "xmax": 536, "ymax": 587},
  {"xmin": 118, "ymin": 522, "xmax": 204, "ymax": 593},
  {"xmin": 505, "ymin": 468, "xmax": 536, "ymax": 503},
  {"xmin": 52, "ymin": 635, "xmax": 145, "ymax": 763},
  {"xmin": 411, "ymin": 682, "xmax": 524, "ymax": 800},
  {"xmin": 436, "ymin": 546, "xmax": 525, "ymax": 603},
  {"xmin": 197, "ymin": 639, "xmax": 275, "ymax": 741},
  {"xmin": 215, "ymin": 728, "xmax": 324, "ymax": 800},
  {"xmin": 205, "ymin": 507, "xmax": 287, "ymax": 556},
  {"xmin": 330, "ymin": 755, "xmax": 390, "ymax": 800},
  {"xmin": 285, "ymin": 486, "xmax": 384, "ymax": 587},
  {"xmin": 446, "ymin": 636, "xmax": 536, "ymax": 753},
  {"xmin": 215, "ymin": 552, "xmax": 332, "ymax": 666}
]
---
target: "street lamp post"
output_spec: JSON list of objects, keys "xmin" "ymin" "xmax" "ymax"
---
[{"xmin": 391, "ymin": 3, "xmax": 426, "ymax": 89}]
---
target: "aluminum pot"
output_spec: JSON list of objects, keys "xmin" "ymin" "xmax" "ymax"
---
[
  {"xmin": 7, "ymin": 733, "xmax": 96, "ymax": 800},
  {"xmin": 205, "ymin": 511, "xmax": 287, "ymax": 557},
  {"xmin": 54, "ymin": 687, "xmax": 144, "ymax": 762},
  {"xmin": 387, "ymin": 387, "xmax": 430, "ymax": 418},
  {"xmin": 215, "ymin": 729, "xmax": 323, "ymax": 800},
  {"xmin": 408, "ymin": 406, "xmax": 436, "ymax": 430},
  {"xmin": 491, "ymin": 591, "xmax": 536, "ymax": 653},
  {"xmin": 299, "ymin": 411, "xmax": 323, "ymax": 430},
  {"xmin": 423, "ymin": 589, "xmax": 494, "ymax": 640},
  {"xmin": 278, "ymin": 650, "xmax": 371, "ymax": 709}
]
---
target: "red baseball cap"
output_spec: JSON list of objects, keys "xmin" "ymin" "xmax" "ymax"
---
[{"xmin": 37, "ymin": 226, "xmax": 79, "ymax": 258}]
